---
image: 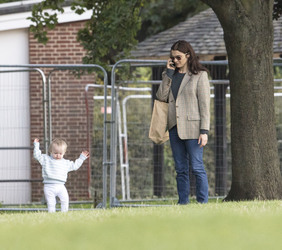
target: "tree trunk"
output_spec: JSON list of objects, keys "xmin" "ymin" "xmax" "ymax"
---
[{"xmin": 202, "ymin": 0, "xmax": 282, "ymax": 200}]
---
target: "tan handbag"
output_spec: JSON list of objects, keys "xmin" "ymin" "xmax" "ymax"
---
[{"xmin": 149, "ymin": 99, "xmax": 169, "ymax": 144}]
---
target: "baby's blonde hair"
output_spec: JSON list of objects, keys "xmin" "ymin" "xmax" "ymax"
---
[{"xmin": 49, "ymin": 138, "xmax": 68, "ymax": 153}]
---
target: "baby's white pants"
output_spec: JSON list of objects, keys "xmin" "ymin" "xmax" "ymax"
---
[{"xmin": 44, "ymin": 183, "xmax": 69, "ymax": 213}]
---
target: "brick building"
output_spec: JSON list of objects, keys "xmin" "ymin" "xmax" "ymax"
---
[{"xmin": 0, "ymin": 0, "xmax": 95, "ymax": 204}]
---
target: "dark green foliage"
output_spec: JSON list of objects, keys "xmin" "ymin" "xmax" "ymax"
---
[
  {"xmin": 0, "ymin": 0, "xmax": 18, "ymax": 3},
  {"xmin": 273, "ymin": 0, "xmax": 282, "ymax": 20},
  {"xmin": 138, "ymin": 0, "xmax": 208, "ymax": 41},
  {"xmin": 27, "ymin": 0, "xmax": 208, "ymax": 68},
  {"xmin": 26, "ymin": 0, "xmax": 282, "ymax": 68},
  {"xmin": 77, "ymin": 1, "xmax": 144, "ymax": 67},
  {"xmin": 27, "ymin": 0, "xmax": 65, "ymax": 44},
  {"xmin": 28, "ymin": 0, "xmax": 145, "ymax": 69}
]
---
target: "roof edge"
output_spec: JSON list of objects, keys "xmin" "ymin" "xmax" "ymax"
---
[
  {"xmin": 0, "ymin": 0, "xmax": 74, "ymax": 15},
  {"xmin": 0, "ymin": 4, "xmax": 92, "ymax": 32}
]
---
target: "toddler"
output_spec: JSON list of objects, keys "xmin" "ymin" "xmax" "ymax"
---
[{"xmin": 33, "ymin": 138, "xmax": 89, "ymax": 213}]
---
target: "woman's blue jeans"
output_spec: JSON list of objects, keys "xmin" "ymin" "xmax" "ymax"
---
[{"xmin": 169, "ymin": 126, "xmax": 209, "ymax": 204}]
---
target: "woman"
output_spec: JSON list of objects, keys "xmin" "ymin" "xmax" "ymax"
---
[{"xmin": 156, "ymin": 40, "xmax": 210, "ymax": 204}]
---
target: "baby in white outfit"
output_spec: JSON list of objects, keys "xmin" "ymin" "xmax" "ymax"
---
[{"xmin": 33, "ymin": 138, "xmax": 89, "ymax": 212}]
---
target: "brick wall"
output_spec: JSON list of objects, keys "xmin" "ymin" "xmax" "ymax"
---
[{"xmin": 29, "ymin": 21, "xmax": 96, "ymax": 202}]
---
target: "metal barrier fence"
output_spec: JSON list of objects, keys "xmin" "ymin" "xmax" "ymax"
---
[
  {"xmin": 108, "ymin": 59, "xmax": 282, "ymax": 207},
  {"xmin": 108, "ymin": 59, "xmax": 231, "ymax": 207},
  {"xmin": 0, "ymin": 64, "xmax": 108, "ymax": 210},
  {"xmin": 1, "ymin": 61, "xmax": 282, "ymax": 210}
]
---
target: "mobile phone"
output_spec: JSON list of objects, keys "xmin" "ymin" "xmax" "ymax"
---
[{"xmin": 170, "ymin": 61, "xmax": 175, "ymax": 67}]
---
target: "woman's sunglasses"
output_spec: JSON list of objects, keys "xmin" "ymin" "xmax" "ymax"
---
[
  {"xmin": 170, "ymin": 53, "xmax": 189, "ymax": 61},
  {"xmin": 170, "ymin": 56, "xmax": 182, "ymax": 61}
]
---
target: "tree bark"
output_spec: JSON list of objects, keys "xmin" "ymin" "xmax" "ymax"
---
[{"xmin": 201, "ymin": 0, "xmax": 282, "ymax": 200}]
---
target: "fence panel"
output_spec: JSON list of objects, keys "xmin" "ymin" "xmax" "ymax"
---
[
  {"xmin": 108, "ymin": 59, "xmax": 282, "ymax": 207},
  {"xmin": 107, "ymin": 60, "xmax": 230, "ymax": 207},
  {"xmin": 1, "ymin": 61, "xmax": 281, "ymax": 209},
  {"xmin": 0, "ymin": 69, "xmax": 43, "ymax": 204},
  {"xmin": 0, "ymin": 65, "xmax": 107, "ymax": 210}
]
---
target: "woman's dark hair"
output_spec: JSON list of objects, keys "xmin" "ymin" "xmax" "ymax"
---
[{"xmin": 171, "ymin": 40, "xmax": 208, "ymax": 75}]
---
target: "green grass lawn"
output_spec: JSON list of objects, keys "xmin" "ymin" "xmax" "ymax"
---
[{"xmin": 0, "ymin": 200, "xmax": 281, "ymax": 250}]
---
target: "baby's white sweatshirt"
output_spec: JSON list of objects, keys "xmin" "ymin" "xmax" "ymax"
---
[{"xmin": 33, "ymin": 142, "xmax": 87, "ymax": 184}]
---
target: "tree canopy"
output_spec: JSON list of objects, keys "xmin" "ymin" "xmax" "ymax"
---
[
  {"xmin": 27, "ymin": 0, "xmax": 207, "ymax": 67},
  {"xmin": 26, "ymin": 0, "xmax": 282, "ymax": 67}
]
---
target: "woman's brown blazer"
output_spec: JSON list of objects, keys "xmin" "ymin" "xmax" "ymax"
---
[{"xmin": 156, "ymin": 70, "xmax": 210, "ymax": 139}]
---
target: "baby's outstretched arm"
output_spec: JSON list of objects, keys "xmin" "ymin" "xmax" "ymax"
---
[
  {"xmin": 33, "ymin": 138, "xmax": 44, "ymax": 165},
  {"xmin": 82, "ymin": 151, "xmax": 90, "ymax": 158},
  {"xmin": 68, "ymin": 151, "xmax": 90, "ymax": 171}
]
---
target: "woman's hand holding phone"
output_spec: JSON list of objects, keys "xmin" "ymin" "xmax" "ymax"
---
[{"xmin": 167, "ymin": 59, "xmax": 176, "ymax": 70}]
